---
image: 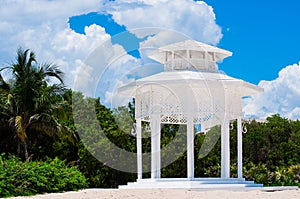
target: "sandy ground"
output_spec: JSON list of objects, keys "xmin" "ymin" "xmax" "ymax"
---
[{"xmin": 7, "ymin": 188, "xmax": 300, "ymax": 199}]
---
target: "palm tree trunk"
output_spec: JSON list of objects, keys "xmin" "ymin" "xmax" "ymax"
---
[
  {"xmin": 24, "ymin": 141, "xmax": 29, "ymax": 161},
  {"xmin": 17, "ymin": 142, "xmax": 21, "ymax": 156}
]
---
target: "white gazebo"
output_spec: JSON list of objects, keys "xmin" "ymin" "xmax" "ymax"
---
[{"xmin": 119, "ymin": 40, "xmax": 263, "ymax": 189}]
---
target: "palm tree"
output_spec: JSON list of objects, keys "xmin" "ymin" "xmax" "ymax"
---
[{"xmin": 0, "ymin": 48, "xmax": 75, "ymax": 160}]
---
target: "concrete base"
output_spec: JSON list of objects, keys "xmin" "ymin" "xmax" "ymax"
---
[{"xmin": 119, "ymin": 178, "xmax": 264, "ymax": 189}]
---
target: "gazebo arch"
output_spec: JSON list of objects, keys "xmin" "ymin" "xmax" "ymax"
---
[{"xmin": 119, "ymin": 40, "xmax": 263, "ymax": 189}]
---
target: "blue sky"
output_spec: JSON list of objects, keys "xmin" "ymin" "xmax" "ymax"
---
[
  {"xmin": 206, "ymin": 0, "xmax": 300, "ymax": 84},
  {"xmin": 67, "ymin": 0, "xmax": 300, "ymax": 85},
  {"xmin": 0, "ymin": 0, "xmax": 300, "ymax": 119}
]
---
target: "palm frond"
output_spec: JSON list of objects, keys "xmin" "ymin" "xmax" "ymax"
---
[
  {"xmin": 16, "ymin": 48, "xmax": 36, "ymax": 72},
  {"xmin": 29, "ymin": 113, "xmax": 77, "ymax": 144},
  {"xmin": 26, "ymin": 50, "xmax": 36, "ymax": 70},
  {"xmin": 40, "ymin": 64, "xmax": 64, "ymax": 84},
  {"xmin": 28, "ymin": 114, "xmax": 60, "ymax": 137},
  {"xmin": 33, "ymin": 84, "xmax": 65, "ymax": 114},
  {"xmin": 1, "ymin": 94, "xmax": 18, "ymax": 116},
  {"xmin": 0, "ymin": 104, "xmax": 11, "ymax": 119},
  {"xmin": 14, "ymin": 116, "xmax": 27, "ymax": 142},
  {"xmin": 0, "ymin": 74, "xmax": 10, "ymax": 93}
]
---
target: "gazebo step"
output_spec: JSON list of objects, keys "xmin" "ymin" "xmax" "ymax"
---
[
  {"xmin": 136, "ymin": 178, "xmax": 255, "ymax": 184},
  {"xmin": 119, "ymin": 178, "xmax": 263, "ymax": 189}
]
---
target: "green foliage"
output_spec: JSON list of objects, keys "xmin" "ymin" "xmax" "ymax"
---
[
  {"xmin": 244, "ymin": 162, "xmax": 273, "ymax": 185},
  {"xmin": 242, "ymin": 163, "xmax": 300, "ymax": 187},
  {"xmin": 77, "ymin": 142, "xmax": 136, "ymax": 188},
  {"xmin": 202, "ymin": 164, "xmax": 221, "ymax": 177},
  {"xmin": 243, "ymin": 115, "xmax": 300, "ymax": 169},
  {"xmin": 272, "ymin": 165, "xmax": 300, "ymax": 186},
  {"xmin": 72, "ymin": 93, "xmax": 137, "ymax": 187},
  {"xmin": 0, "ymin": 153, "xmax": 87, "ymax": 198}
]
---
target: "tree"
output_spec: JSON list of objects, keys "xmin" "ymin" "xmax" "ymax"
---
[{"xmin": 0, "ymin": 48, "xmax": 75, "ymax": 160}]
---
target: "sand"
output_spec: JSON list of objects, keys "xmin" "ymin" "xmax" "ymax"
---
[{"xmin": 7, "ymin": 188, "xmax": 300, "ymax": 199}]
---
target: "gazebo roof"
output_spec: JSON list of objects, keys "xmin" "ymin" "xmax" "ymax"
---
[
  {"xmin": 148, "ymin": 40, "xmax": 233, "ymax": 63},
  {"xmin": 118, "ymin": 70, "xmax": 263, "ymax": 97}
]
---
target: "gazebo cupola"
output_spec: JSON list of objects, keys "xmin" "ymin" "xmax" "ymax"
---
[
  {"xmin": 149, "ymin": 40, "xmax": 232, "ymax": 71},
  {"xmin": 119, "ymin": 39, "xmax": 263, "ymax": 189}
]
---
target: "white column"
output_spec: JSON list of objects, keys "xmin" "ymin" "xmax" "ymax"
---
[
  {"xmin": 150, "ymin": 116, "xmax": 160, "ymax": 179},
  {"xmin": 187, "ymin": 115, "xmax": 194, "ymax": 179},
  {"xmin": 187, "ymin": 50, "xmax": 190, "ymax": 69},
  {"xmin": 221, "ymin": 119, "xmax": 230, "ymax": 178},
  {"xmin": 136, "ymin": 118, "xmax": 142, "ymax": 180},
  {"xmin": 172, "ymin": 51, "xmax": 175, "ymax": 70},
  {"xmin": 237, "ymin": 117, "xmax": 243, "ymax": 179},
  {"xmin": 157, "ymin": 125, "xmax": 161, "ymax": 178},
  {"xmin": 150, "ymin": 117, "xmax": 156, "ymax": 179}
]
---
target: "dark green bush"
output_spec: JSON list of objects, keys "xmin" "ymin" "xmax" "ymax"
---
[{"xmin": 0, "ymin": 153, "xmax": 88, "ymax": 198}]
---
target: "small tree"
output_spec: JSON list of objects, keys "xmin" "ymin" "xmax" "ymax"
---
[{"xmin": 0, "ymin": 48, "xmax": 75, "ymax": 160}]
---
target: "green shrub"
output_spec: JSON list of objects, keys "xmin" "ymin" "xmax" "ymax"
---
[
  {"xmin": 244, "ymin": 162, "xmax": 274, "ymax": 185},
  {"xmin": 287, "ymin": 164, "xmax": 300, "ymax": 187},
  {"xmin": 272, "ymin": 165, "xmax": 300, "ymax": 187},
  {"xmin": 242, "ymin": 162, "xmax": 300, "ymax": 187},
  {"xmin": 203, "ymin": 164, "xmax": 221, "ymax": 177},
  {"xmin": 0, "ymin": 153, "xmax": 88, "ymax": 198}
]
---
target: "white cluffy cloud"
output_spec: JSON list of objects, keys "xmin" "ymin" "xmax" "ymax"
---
[
  {"xmin": 243, "ymin": 62, "xmax": 300, "ymax": 120},
  {"xmin": 0, "ymin": 0, "xmax": 109, "ymax": 89},
  {"xmin": 56, "ymin": 25, "xmax": 111, "ymax": 88},
  {"xmin": 105, "ymin": 0, "xmax": 222, "ymax": 45},
  {"xmin": 0, "ymin": 0, "xmax": 224, "ymax": 106},
  {"xmin": 0, "ymin": 0, "xmax": 102, "ymax": 58}
]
